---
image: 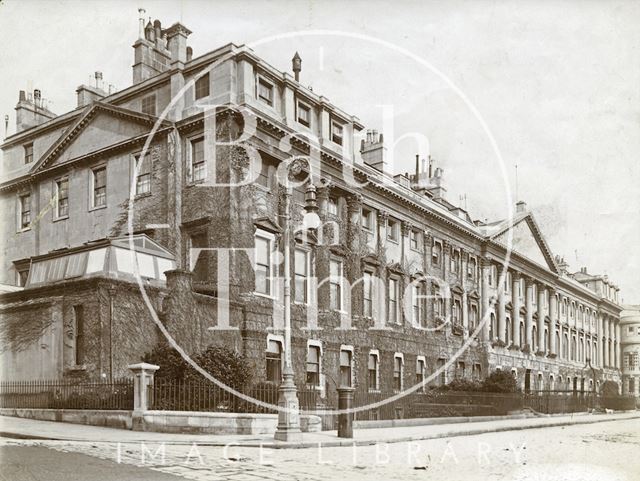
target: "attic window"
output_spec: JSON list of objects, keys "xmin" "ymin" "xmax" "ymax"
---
[
  {"xmin": 195, "ymin": 73, "xmax": 210, "ymax": 100},
  {"xmin": 257, "ymin": 77, "xmax": 274, "ymax": 106},
  {"xmin": 331, "ymin": 120, "xmax": 344, "ymax": 145},
  {"xmin": 141, "ymin": 94, "xmax": 156, "ymax": 116},
  {"xmin": 296, "ymin": 100, "xmax": 311, "ymax": 127},
  {"xmin": 24, "ymin": 143, "xmax": 33, "ymax": 164}
]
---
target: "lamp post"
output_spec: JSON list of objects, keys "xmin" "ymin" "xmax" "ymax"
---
[{"xmin": 274, "ymin": 178, "xmax": 320, "ymax": 442}]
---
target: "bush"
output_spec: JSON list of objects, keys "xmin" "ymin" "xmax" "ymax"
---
[
  {"xmin": 142, "ymin": 342, "xmax": 253, "ymax": 390},
  {"xmin": 600, "ymin": 380, "xmax": 620, "ymax": 397},
  {"xmin": 435, "ymin": 378, "xmax": 482, "ymax": 392},
  {"xmin": 481, "ymin": 370, "xmax": 520, "ymax": 393}
]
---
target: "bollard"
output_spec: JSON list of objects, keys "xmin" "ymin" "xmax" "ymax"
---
[{"xmin": 337, "ymin": 386, "xmax": 355, "ymax": 438}]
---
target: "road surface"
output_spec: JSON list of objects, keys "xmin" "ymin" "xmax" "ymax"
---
[{"xmin": 1, "ymin": 417, "xmax": 638, "ymax": 480}]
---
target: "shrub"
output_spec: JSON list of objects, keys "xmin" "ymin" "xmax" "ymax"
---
[
  {"xmin": 435, "ymin": 378, "xmax": 482, "ymax": 392},
  {"xmin": 481, "ymin": 370, "xmax": 520, "ymax": 393},
  {"xmin": 186, "ymin": 345, "xmax": 253, "ymax": 390},
  {"xmin": 600, "ymin": 380, "xmax": 620, "ymax": 397},
  {"xmin": 142, "ymin": 342, "xmax": 253, "ymax": 390}
]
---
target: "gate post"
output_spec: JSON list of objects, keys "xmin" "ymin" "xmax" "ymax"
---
[
  {"xmin": 337, "ymin": 387, "xmax": 355, "ymax": 438},
  {"xmin": 128, "ymin": 362, "xmax": 159, "ymax": 431}
]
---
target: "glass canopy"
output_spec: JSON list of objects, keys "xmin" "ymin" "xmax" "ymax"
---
[{"xmin": 25, "ymin": 235, "xmax": 176, "ymax": 288}]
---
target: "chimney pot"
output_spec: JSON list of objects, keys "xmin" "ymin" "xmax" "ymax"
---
[
  {"xmin": 186, "ymin": 46, "xmax": 193, "ymax": 61},
  {"xmin": 19, "ymin": 90, "xmax": 26, "ymax": 102}
]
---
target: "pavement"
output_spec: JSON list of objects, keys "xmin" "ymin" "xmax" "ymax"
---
[
  {"xmin": 1, "ymin": 410, "xmax": 639, "ymax": 448},
  {"xmin": 3, "ymin": 416, "xmax": 640, "ymax": 481}
]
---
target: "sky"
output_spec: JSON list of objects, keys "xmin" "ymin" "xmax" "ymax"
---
[{"xmin": 1, "ymin": 0, "xmax": 639, "ymax": 301}]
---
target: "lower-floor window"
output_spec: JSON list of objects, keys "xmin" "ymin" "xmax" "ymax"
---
[
  {"xmin": 368, "ymin": 352, "xmax": 379, "ymax": 390},
  {"xmin": 339, "ymin": 349, "xmax": 352, "ymax": 387},
  {"xmin": 393, "ymin": 355, "xmax": 403, "ymax": 391},
  {"xmin": 266, "ymin": 340, "xmax": 282, "ymax": 383},
  {"xmin": 306, "ymin": 345, "xmax": 321, "ymax": 386}
]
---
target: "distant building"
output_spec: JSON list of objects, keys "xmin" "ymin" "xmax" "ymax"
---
[
  {"xmin": 0, "ymin": 15, "xmax": 623, "ymax": 401},
  {"xmin": 621, "ymin": 305, "xmax": 640, "ymax": 397}
]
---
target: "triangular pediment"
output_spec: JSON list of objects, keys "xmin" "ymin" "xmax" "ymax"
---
[
  {"xmin": 492, "ymin": 214, "xmax": 558, "ymax": 273},
  {"xmin": 253, "ymin": 216, "xmax": 282, "ymax": 234},
  {"xmin": 31, "ymin": 102, "xmax": 170, "ymax": 173}
]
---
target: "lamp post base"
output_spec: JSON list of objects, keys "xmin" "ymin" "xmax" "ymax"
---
[{"xmin": 274, "ymin": 368, "xmax": 303, "ymax": 442}]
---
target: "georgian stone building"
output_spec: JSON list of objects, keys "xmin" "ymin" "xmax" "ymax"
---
[
  {"xmin": 621, "ymin": 305, "xmax": 640, "ymax": 397},
  {"xmin": 0, "ymin": 15, "xmax": 622, "ymax": 398}
]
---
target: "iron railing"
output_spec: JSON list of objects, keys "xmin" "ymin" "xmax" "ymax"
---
[
  {"xmin": 0, "ymin": 379, "xmax": 134, "ymax": 410},
  {"xmin": 148, "ymin": 379, "xmax": 323, "ymax": 414}
]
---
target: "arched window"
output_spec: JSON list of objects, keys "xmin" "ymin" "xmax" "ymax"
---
[
  {"xmin": 532, "ymin": 326, "xmax": 538, "ymax": 351},
  {"xmin": 563, "ymin": 333, "xmax": 569, "ymax": 359},
  {"xmin": 544, "ymin": 327, "xmax": 550, "ymax": 353},
  {"xmin": 571, "ymin": 337, "xmax": 577, "ymax": 361},
  {"xmin": 555, "ymin": 332, "xmax": 560, "ymax": 356},
  {"xmin": 506, "ymin": 317, "xmax": 512, "ymax": 344}
]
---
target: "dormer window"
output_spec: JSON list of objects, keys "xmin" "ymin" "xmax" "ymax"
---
[
  {"xmin": 141, "ymin": 94, "xmax": 156, "ymax": 116},
  {"xmin": 331, "ymin": 120, "xmax": 344, "ymax": 145},
  {"xmin": 195, "ymin": 73, "xmax": 210, "ymax": 100},
  {"xmin": 257, "ymin": 77, "xmax": 274, "ymax": 106},
  {"xmin": 296, "ymin": 100, "xmax": 311, "ymax": 127},
  {"xmin": 24, "ymin": 143, "xmax": 33, "ymax": 164}
]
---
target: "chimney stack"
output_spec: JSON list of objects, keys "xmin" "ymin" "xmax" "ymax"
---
[
  {"xmin": 292, "ymin": 52, "xmax": 302, "ymax": 82},
  {"xmin": 516, "ymin": 200, "xmax": 527, "ymax": 214},
  {"xmin": 360, "ymin": 129, "xmax": 389, "ymax": 174},
  {"xmin": 138, "ymin": 8, "xmax": 146, "ymax": 39},
  {"xmin": 186, "ymin": 46, "xmax": 193, "ymax": 62},
  {"xmin": 133, "ymin": 15, "xmax": 178, "ymax": 84},
  {"xmin": 15, "ymin": 88, "xmax": 56, "ymax": 133}
]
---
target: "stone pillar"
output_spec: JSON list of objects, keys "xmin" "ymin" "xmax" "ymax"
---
[
  {"xmin": 623, "ymin": 376, "xmax": 629, "ymax": 395},
  {"xmin": 377, "ymin": 211, "xmax": 388, "ymax": 253},
  {"xmin": 512, "ymin": 272, "xmax": 521, "ymax": 349},
  {"xmin": 525, "ymin": 277, "xmax": 534, "ymax": 349},
  {"xmin": 616, "ymin": 323, "xmax": 621, "ymax": 369},
  {"xmin": 497, "ymin": 268, "xmax": 507, "ymax": 344},
  {"xmin": 598, "ymin": 314, "xmax": 604, "ymax": 368},
  {"xmin": 346, "ymin": 194, "xmax": 362, "ymax": 253},
  {"xmin": 549, "ymin": 290, "xmax": 558, "ymax": 357},
  {"xmin": 603, "ymin": 318, "xmax": 609, "ymax": 368},
  {"xmin": 537, "ymin": 283, "xmax": 546, "ymax": 355},
  {"xmin": 480, "ymin": 258, "xmax": 491, "ymax": 342},
  {"xmin": 128, "ymin": 362, "xmax": 160, "ymax": 431},
  {"xmin": 558, "ymin": 325, "xmax": 564, "ymax": 360},
  {"xmin": 462, "ymin": 290, "xmax": 469, "ymax": 331},
  {"xmin": 337, "ymin": 386, "xmax": 355, "ymax": 438}
]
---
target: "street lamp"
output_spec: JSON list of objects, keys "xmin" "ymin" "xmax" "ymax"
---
[{"xmin": 273, "ymin": 176, "xmax": 319, "ymax": 442}]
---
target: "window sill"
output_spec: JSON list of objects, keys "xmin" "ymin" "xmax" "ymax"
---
[
  {"xmin": 88, "ymin": 204, "xmax": 107, "ymax": 212},
  {"xmin": 53, "ymin": 215, "xmax": 69, "ymax": 223},
  {"xmin": 134, "ymin": 192, "xmax": 152, "ymax": 200},
  {"xmin": 253, "ymin": 291, "xmax": 277, "ymax": 300},
  {"xmin": 16, "ymin": 227, "xmax": 31, "ymax": 233},
  {"xmin": 185, "ymin": 180, "xmax": 207, "ymax": 188},
  {"xmin": 410, "ymin": 247, "xmax": 421, "ymax": 253},
  {"xmin": 387, "ymin": 238, "xmax": 399, "ymax": 244}
]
